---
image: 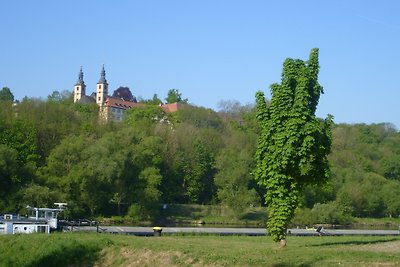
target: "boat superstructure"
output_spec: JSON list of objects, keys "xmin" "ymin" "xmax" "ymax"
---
[{"xmin": 0, "ymin": 203, "xmax": 67, "ymax": 234}]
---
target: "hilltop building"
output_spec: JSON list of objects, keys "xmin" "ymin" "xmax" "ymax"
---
[{"xmin": 73, "ymin": 66, "xmax": 181, "ymax": 121}]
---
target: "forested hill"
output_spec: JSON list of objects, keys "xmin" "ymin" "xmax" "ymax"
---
[{"xmin": 1, "ymin": 96, "xmax": 399, "ymax": 222}]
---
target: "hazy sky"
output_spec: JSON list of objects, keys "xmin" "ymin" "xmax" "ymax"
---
[{"xmin": 1, "ymin": 1, "xmax": 399, "ymax": 128}]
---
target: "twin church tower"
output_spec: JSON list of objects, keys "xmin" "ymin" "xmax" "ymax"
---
[
  {"xmin": 73, "ymin": 66, "xmax": 182, "ymax": 122},
  {"xmin": 73, "ymin": 65, "xmax": 108, "ymax": 107}
]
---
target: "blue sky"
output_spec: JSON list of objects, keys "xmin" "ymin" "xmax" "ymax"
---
[{"xmin": 1, "ymin": 1, "xmax": 400, "ymax": 129}]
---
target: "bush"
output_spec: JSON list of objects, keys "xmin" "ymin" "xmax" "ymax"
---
[
  {"xmin": 293, "ymin": 202, "xmax": 353, "ymax": 226},
  {"xmin": 292, "ymin": 208, "xmax": 314, "ymax": 226},
  {"xmin": 127, "ymin": 204, "xmax": 143, "ymax": 221},
  {"xmin": 311, "ymin": 202, "xmax": 353, "ymax": 225}
]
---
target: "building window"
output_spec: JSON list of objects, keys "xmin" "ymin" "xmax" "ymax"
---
[
  {"xmin": 98, "ymin": 97, "xmax": 101, "ymax": 101},
  {"xmin": 99, "ymin": 85, "xmax": 102, "ymax": 89},
  {"xmin": 37, "ymin": 226, "xmax": 47, "ymax": 233}
]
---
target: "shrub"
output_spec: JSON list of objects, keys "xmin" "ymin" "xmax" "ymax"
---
[
  {"xmin": 311, "ymin": 202, "xmax": 353, "ymax": 225},
  {"xmin": 293, "ymin": 202, "xmax": 353, "ymax": 226},
  {"xmin": 127, "ymin": 204, "xmax": 143, "ymax": 221}
]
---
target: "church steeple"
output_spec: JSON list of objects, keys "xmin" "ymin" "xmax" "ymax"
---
[
  {"xmin": 77, "ymin": 66, "xmax": 84, "ymax": 85},
  {"xmin": 74, "ymin": 66, "xmax": 86, "ymax": 103},
  {"xmin": 98, "ymin": 64, "xmax": 107, "ymax": 83},
  {"xmin": 96, "ymin": 65, "xmax": 108, "ymax": 106}
]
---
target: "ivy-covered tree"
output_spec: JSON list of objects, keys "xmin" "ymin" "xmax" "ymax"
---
[{"xmin": 255, "ymin": 48, "xmax": 333, "ymax": 247}]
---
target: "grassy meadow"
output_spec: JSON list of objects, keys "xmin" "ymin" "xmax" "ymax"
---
[{"xmin": 0, "ymin": 232, "xmax": 400, "ymax": 266}]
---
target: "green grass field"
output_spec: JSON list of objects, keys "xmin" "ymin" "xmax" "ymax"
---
[{"xmin": 0, "ymin": 232, "xmax": 399, "ymax": 266}]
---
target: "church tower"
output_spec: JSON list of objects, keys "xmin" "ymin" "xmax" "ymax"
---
[
  {"xmin": 73, "ymin": 67, "xmax": 86, "ymax": 103},
  {"xmin": 96, "ymin": 65, "xmax": 108, "ymax": 106}
]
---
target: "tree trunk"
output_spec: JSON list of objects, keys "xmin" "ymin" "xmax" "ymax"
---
[{"xmin": 279, "ymin": 239, "xmax": 286, "ymax": 248}]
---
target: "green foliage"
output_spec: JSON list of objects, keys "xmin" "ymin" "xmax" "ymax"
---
[
  {"xmin": 159, "ymin": 204, "xmax": 266, "ymax": 225},
  {"xmin": 0, "ymin": 118, "xmax": 39, "ymax": 164},
  {"xmin": 14, "ymin": 98, "xmax": 94, "ymax": 161},
  {"xmin": 73, "ymin": 102, "xmax": 101, "ymax": 134},
  {"xmin": 0, "ymin": 145, "xmax": 19, "ymax": 184},
  {"xmin": 173, "ymin": 106, "xmax": 224, "ymax": 131},
  {"xmin": 127, "ymin": 203, "xmax": 144, "ymax": 221},
  {"xmin": 47, "ymin": 90, "xmax": 72, "ymax": 102},
  {"xmin": 19, "ymin": 184, "xmax": 57, "ymax": 208},
  {"xmin": 310, "ymin": 202, "xmax": 353, "ymax": 225},
  {"xmin": 165, "ymin": 89, "xmax": 188, "ymax": 104},
  {"xmin": 145, "ymin": 93, "xmax": 163, "ymax": 105},
  {"xmin": 166, "ymin": 135, "xmax": 217, "ymax": 204},
  {"xmin": 0, "ymin": 233, "xmax": 110, "ymax": 267},
  {"xmin": 125, "ymin": 105, "xmax": 166, "ymax": 125},
  {"xmin": 301, "ymin": 184, "xmax": 334, "ymax": 209},
  {"xmin": 157, "ymin": 110, "xmax": 224, "ymax": 204},
  {"xmin": 382, "ymin": 181, "xmax": 400, "ymax": 217},
  {"xmin": 336, "ymin": 172, "xmax": 386, "ymax": 218},
  {"xmin": 0, "ymin": 145, "xmax": 20, "ymax": 211},
  {"xmin": 293, "ymin": 203, "xmax": 353, "ymax": 226},
  {"xmin": 1, "ymin": 73, "xmax": 400, "ymax": 226},
  {"xmin": 0, "ymin": 87, "xmax": 14, "ymax": 101},
  {"xmin": 218, "ymin": 100, "xmax": 261, "ymax": 135},
  {"xmin": 255, "ymin": 48, "xmax": 333, "ymax": 242},
  {"xmin": 215, "ymin": 131, "xmax": 261, "ymax": 217},
  {"xmin": 329, "ymin": 123, "xmax": 400, "ymax": 218}
]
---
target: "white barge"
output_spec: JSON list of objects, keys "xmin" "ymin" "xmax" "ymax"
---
[{"xmin": 0, "ymin": 203, "xmax": 66, "ymax": 234}]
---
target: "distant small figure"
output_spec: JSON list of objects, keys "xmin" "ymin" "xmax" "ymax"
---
[
  {"xmin": 316, "ymin": 226, "xmax": 326, "ymax": 236},
  {"xmin": 153, "ymin": 226, "xmax": 163, "ymax": 237}
]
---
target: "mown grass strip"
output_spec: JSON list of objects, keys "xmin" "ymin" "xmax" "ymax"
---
[{"xmin": 0, "ymin": 233, "xmax": 399, "ymax": 266}]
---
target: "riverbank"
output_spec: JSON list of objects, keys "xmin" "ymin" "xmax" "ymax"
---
[{"xmin": 96, "ymin": 204, "xmax": 400, "ymax": 230}]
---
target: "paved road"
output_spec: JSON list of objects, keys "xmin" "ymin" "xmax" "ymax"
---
[{"xmin": 67, "ymin": 225, "xmax": 400, "ymax": 236}]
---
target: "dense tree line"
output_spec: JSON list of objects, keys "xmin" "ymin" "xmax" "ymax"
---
[
  {"xmin": 1, "ymin": 87, "xmax": 400, "ymax": 224},
  {"xmin": 295, "ymin": 122, "xmax": 400, "ymax": 225}
]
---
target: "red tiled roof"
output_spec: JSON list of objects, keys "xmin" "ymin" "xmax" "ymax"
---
[
  {"xmin": 104, "ymin": 96, "xmax": 144, "ymax": 109},
  {"xmin": 104, "ymin": 96, "xmax": 183, "ymax": 113},
  {"xmin": 160, "ymin": 102, "xmax": 182, "ymax": 113}
]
